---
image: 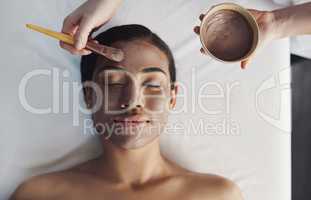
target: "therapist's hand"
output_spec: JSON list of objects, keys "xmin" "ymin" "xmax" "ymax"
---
[
  {"xmin": 194, "ymin": 9, "xmax": 277, "ymax": 69},
  {"xmin": 60, "ymin": 0, "xmax": 123, "ymax": 55},
  {"xmin": 195, "ymin": 2, "xmax": 311, "ymax": 69},
  {"xmin": 241, "ymin": 9, "xmax": 278, "ymax": 68}
]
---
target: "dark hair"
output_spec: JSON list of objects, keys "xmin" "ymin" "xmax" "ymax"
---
[{"xmin": 80, "ymin": 24, "xmax": 176, "ymax": 89}]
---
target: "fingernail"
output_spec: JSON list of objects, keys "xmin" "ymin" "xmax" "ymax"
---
[{"xmin": 84, "ymin": 50, "xmax": 92, "ymax": 55}]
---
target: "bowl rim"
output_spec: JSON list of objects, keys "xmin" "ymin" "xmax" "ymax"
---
[{"xmin": 199, "ymin": 2, "xmax": 260, "ymax": 63}]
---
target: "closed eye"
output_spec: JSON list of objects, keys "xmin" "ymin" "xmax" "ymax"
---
[{"xmin": 143, "ymin": 82, "xmax": 161, "ymax": 88}]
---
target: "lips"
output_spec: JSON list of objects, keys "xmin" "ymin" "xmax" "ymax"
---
[{"xmin": 113, "ymin": 115, "xmax": 151, "ymax": 124}]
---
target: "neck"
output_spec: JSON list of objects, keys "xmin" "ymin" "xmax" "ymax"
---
[{"xmin": 97, "ymin": 138, "xmax": 169, "ymax": 185}]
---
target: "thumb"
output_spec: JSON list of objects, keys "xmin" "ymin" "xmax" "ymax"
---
[{"xmin": 74, "ymin": 17, "xmax": 94, "ymax": 50}]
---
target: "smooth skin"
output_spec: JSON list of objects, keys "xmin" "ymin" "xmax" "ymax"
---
[
  {"xmin": 10, "ymin": 40, "xmax": 243, "ymax": 200},
  {"xmin": 10, "ymin": 1, "xmax": 311, "ymax": 199},
  {"xmin": 59, "ymin": 0, "xmax": 311, "ymax": 69},
  {"xmin": 60, "ymin": 0, "xmax": 123, "ymax": 55},
  {"xmin": 194, "ymin": 2, "xmax": 311, "ymax": 68}
]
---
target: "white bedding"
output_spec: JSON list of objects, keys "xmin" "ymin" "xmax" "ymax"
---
[{"xmin": 0, "ymin": 0, "xmax": 291, "ymax": 199}]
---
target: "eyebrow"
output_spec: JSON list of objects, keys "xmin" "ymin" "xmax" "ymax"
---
[
  {"xmin": 141, "ymin": 67, "xmax": 167, "ymax": 75},
  {"xmin": 98, "ymin": 65, "xmax": 167, "ymax": 75}
]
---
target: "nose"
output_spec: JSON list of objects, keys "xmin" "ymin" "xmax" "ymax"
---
[
  {"xmin": 121, "ymin": 103, "xmax": 142, "ymax": 108},
  {"xmin": 121, "ymin": 79, "xmax": 144, "ymax": 111},
  {"xmin": 120, "ymin": 103, "xmax": 143, "ymax": 116}
]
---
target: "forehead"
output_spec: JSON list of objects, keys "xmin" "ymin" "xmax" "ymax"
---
[{"xmin": 94, "ymin": 40, "xmax": 170, "ymax": 75}]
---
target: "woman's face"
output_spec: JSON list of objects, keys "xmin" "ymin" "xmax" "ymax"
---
[{"xmin": 84, "ymin": 39, "xmax": 177, "ymax": 149}]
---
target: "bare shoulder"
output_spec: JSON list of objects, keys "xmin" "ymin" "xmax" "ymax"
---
[
  {"xmin": 9, "ymin": 159, "xmax": 99, "ymax": 200},
  {"xmin": 9, "ymin": 171, "xmax": 72, "ymax": 200},
  {"xmin": 181, "ymin": 172, "xmax": 244, "ymax": 200},
  {"xmin": 164, "ymin": 158, "xmax": 243, "ymax": 199}
]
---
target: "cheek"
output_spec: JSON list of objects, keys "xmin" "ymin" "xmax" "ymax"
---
[
  {"xmin": 99, "ymin": 86, "xmax": 123, "ymax": 110},
  {"xmin": 144, "ymin": 94, "xmax": 171, "ymax": 116},
  {"xmin": 145, "ymin": 96, "xmax": 167, "ymax": 110}
]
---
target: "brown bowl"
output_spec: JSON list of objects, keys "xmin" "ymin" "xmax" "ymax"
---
[{"xmin": 199, "ymin": 3, "xmax": 259, "ymax": 63}]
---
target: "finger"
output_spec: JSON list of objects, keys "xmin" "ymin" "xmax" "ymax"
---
[
  {"xmin": 246, "ymin": 9, "xmax": 261, "ymax": 17},
  {"xmin": 193, "ymin": 26, "xmax": 200, "ymax": 35},
  {"xmin": 199, "ymin": 14, "xmax": 205, "ymax": 21},
  {"xmin": 61, "ymin": 15, "xmax": 80, "ymax": 51},
  {"xmin": 240, "ymin": 59, "xmax": 250, "ymax": 69},
  {"xmin": 247, "ymin": 9, "xmax": 261, "ymax": 14},
  {"xmin": 200, "ymin": 48, "xmax": 207, "ymax": 55},
  {"xmin": 60, "ymin": 41, "xmax": 92, "ymax": 55},
  {"xmin": 75, "ymin": 17, "xmax": 94, "ymax": 50},
  {"xmin": 89, "ymin": 25, "xmax": 102, "ymax": 36},
  {"xmin": 62, "ymin": 14, "xmax": 80, "ymax": 35},
  {"xmin": 89, "ymin": 39, "xmax": 99, "ymax": 44},
  {"xmin": 241, "ymin": 61, "xmax": 246, "ymax": 69}
]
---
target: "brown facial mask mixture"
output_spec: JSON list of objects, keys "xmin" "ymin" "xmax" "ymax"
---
[{"xmin": 202, "ymin": 10, "xmax": 254, "ymax": 61}]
